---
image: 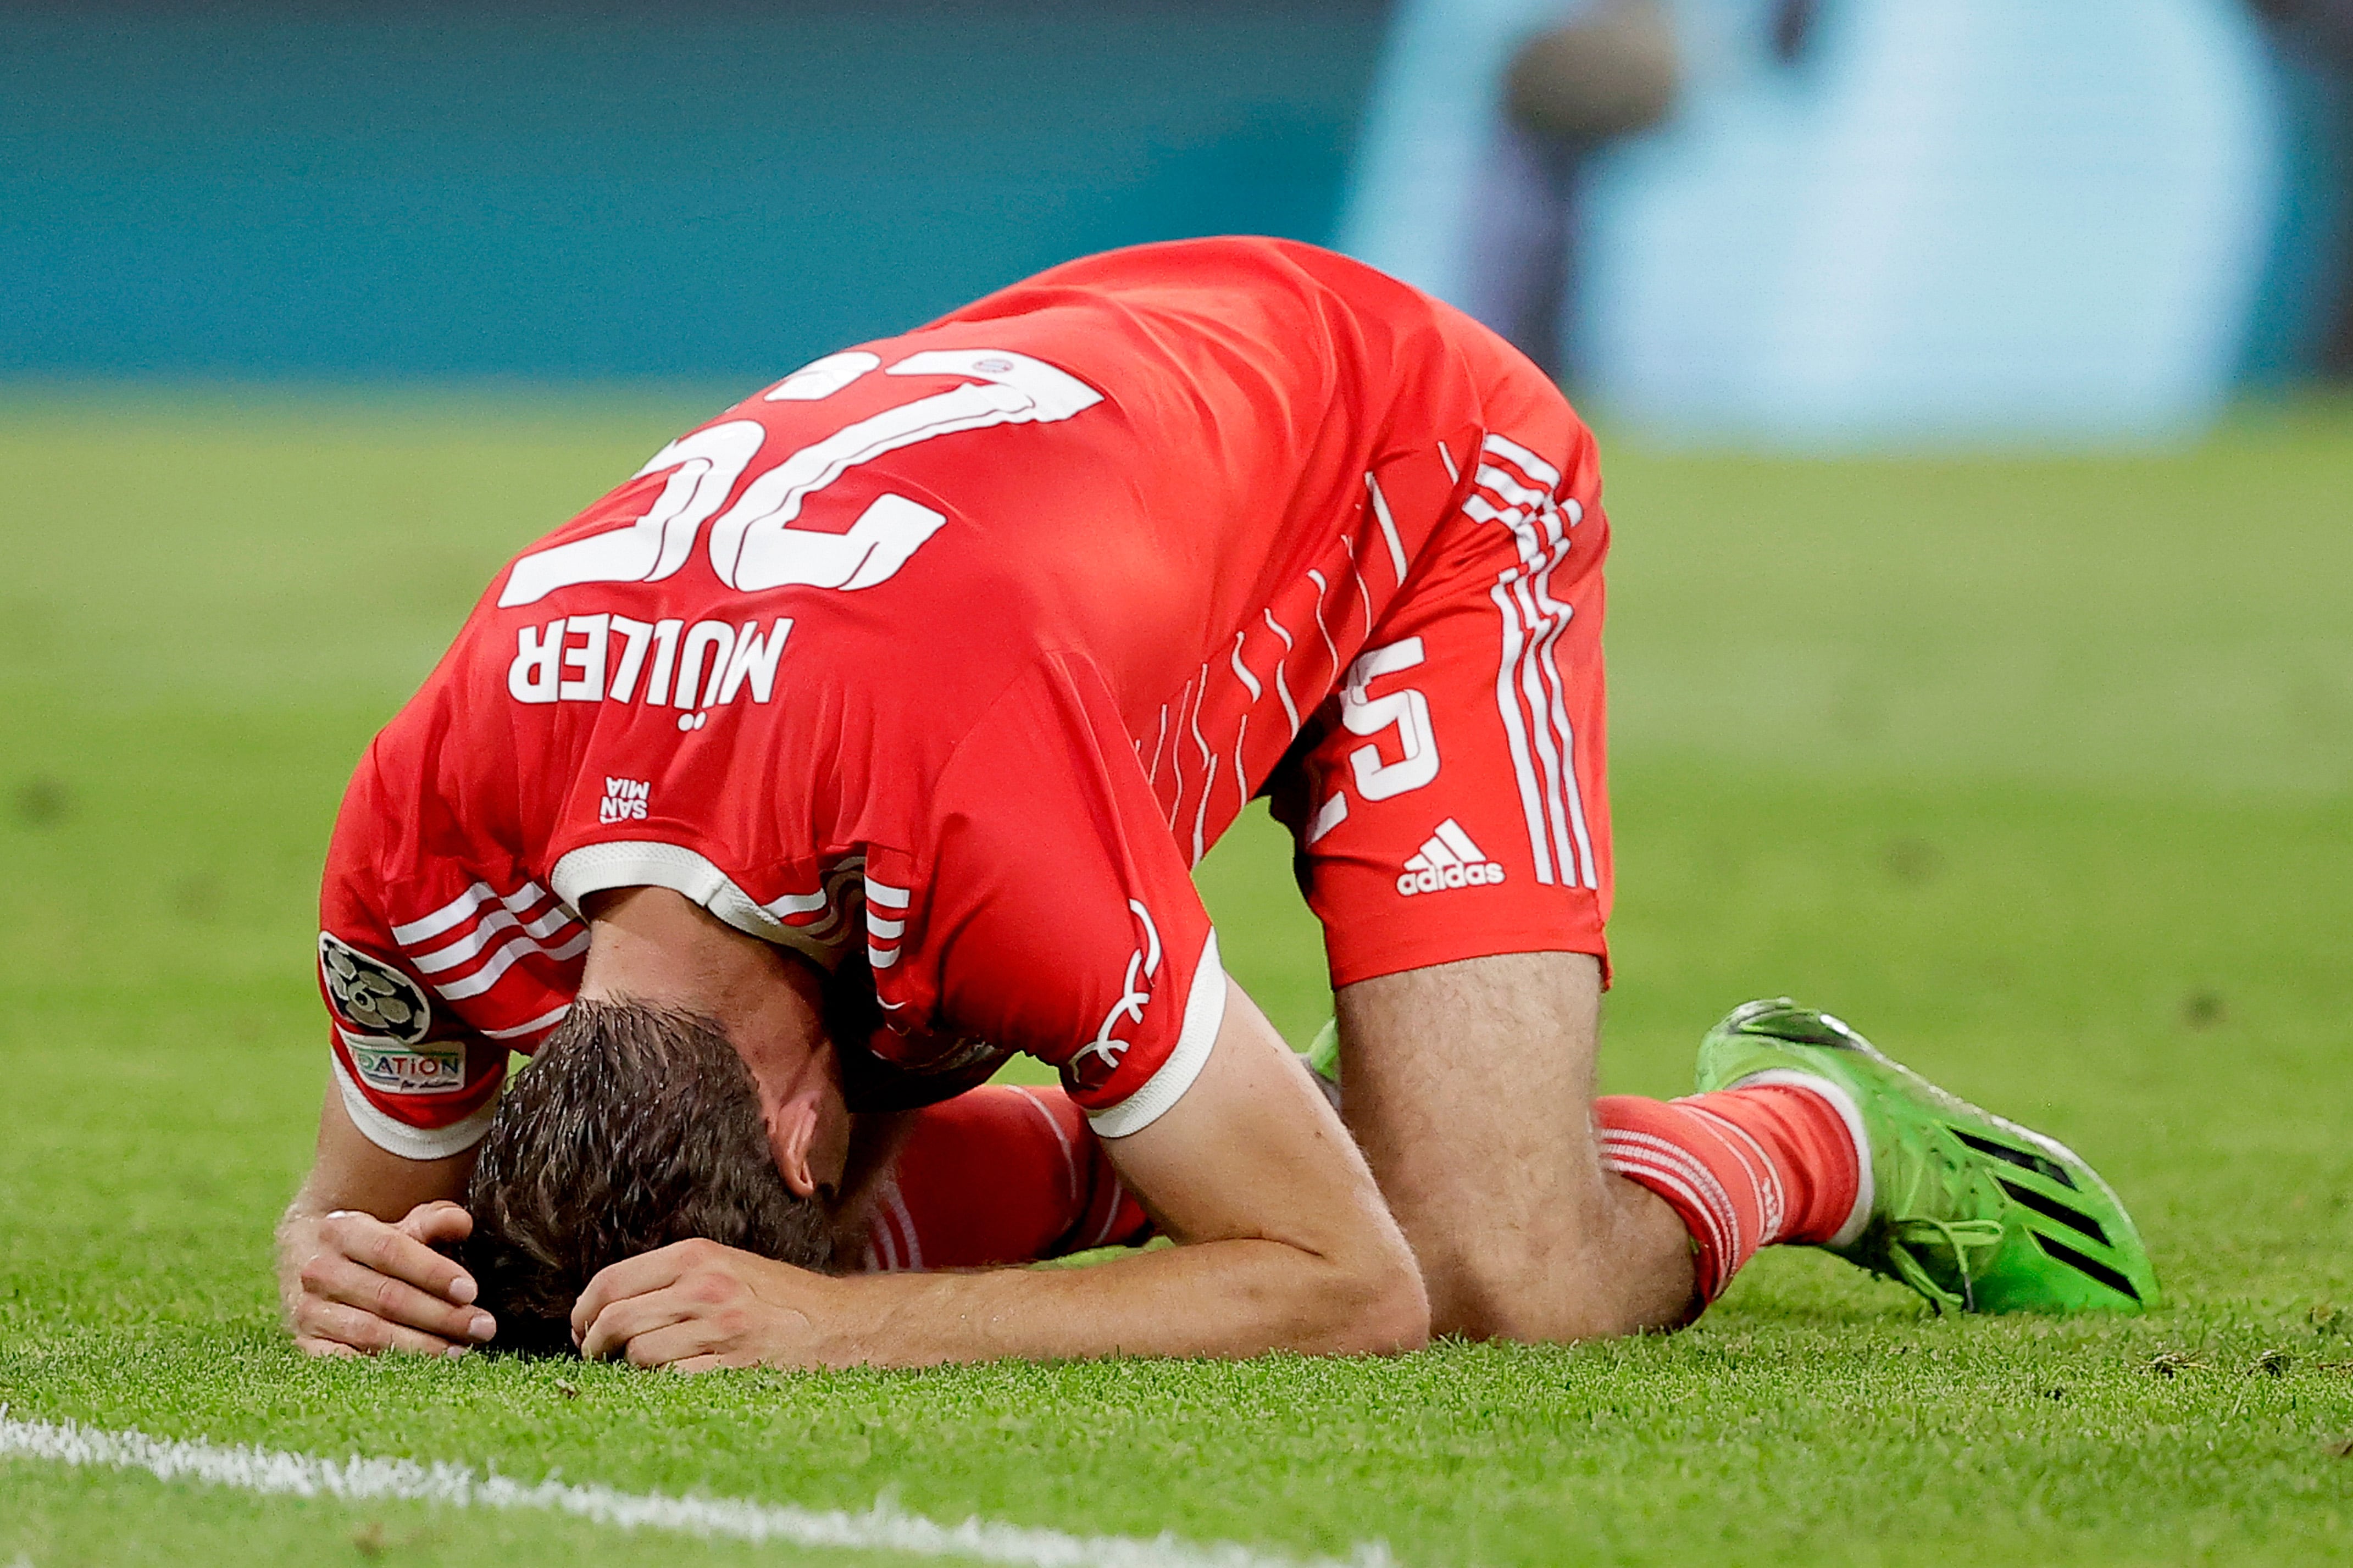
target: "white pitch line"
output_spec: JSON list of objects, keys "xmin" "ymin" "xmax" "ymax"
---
[{"xmin": 0, "ymin": 1412, "xmax": 1396, "ymax": 1568}]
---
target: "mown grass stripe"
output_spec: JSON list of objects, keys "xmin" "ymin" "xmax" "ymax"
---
[{"xmin": 0, "ymin": 1413, "xmax": 1395, "ymax": 1568}]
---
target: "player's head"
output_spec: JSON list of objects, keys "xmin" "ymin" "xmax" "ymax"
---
[{"xmin": 462, "ymin": 998, "xmax": 835, "ymax": 1353}]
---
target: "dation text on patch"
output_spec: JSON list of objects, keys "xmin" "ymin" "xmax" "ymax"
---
[{"xmin": 346, "ymin": 1043, "xmax": 468, "ymax": 1096}]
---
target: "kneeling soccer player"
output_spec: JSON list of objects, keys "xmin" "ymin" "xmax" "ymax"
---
[{"xmin": 276, "ymin": 237, "xmax": 2155, "ymax": 1366}]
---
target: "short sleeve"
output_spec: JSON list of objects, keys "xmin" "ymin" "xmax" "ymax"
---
[
  {"xmin": 869, "ymin": 654, "xmax": 1226, "ymax": 1137},
  {"xmin": 317, "ymin": 746, "xmax": 557, "ymax": 1159}
]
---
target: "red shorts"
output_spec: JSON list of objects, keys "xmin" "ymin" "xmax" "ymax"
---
[{"xmin": 1268, "ymin": 363, "xmax": 1612, "ymax": 989}]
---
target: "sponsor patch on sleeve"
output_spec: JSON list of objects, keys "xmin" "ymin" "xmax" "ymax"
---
[
  {"xmin": 342, "ymin": 1038, "xmax": 469, "ymax": 1097},
  {"xmin": 319, "ymin": 931, "xmax": 433, "ymax": 1046}
]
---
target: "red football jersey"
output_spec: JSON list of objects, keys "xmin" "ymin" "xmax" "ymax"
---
[{"xmin": 317, "ymin": 237, "xmax": 1596, "ymax": 1158}]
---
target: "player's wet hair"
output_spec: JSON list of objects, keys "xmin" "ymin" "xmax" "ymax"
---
[{"xmin": 460, "ymin": 999, "xmax": 830, "ymax": 1355}]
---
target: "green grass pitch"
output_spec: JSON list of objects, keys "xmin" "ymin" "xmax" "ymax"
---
[{"xmin": 2, "ymin": 387, "xmax": 2350, "ymax": 1566}]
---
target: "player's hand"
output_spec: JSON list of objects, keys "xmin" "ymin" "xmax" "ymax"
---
[
  {"xmin": 278, "ymin": 1200, "xmax": 498, "ymax": 1358},
  {"xmin": 572, "ymin": 1239, "xmax": 839, "ymax": 1371}
]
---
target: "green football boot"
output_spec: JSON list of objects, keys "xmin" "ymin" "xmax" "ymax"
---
[{"xmin": 1695, "ymin": 998, "xmax": 2157, "ymax": 1315}]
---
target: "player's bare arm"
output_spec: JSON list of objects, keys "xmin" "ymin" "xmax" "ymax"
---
[{"xmin": 276, "ymin": 1092, "xmax": 495, "ymax": 1356}]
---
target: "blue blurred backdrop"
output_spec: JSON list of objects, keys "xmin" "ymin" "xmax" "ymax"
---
[{"xmin": 4, "ymin": 1, "xmax": 2348, "ymax": 446}]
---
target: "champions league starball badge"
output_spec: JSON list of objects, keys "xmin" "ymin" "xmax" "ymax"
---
[{"xmin": 318, "ymin": 932, "xmax": 433, "ymax": 1044}]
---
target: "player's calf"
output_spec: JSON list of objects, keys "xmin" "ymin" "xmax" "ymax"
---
[{"xmin": 1593, "ymin": 1080, "xmax": 1864, "ymax": 1306}]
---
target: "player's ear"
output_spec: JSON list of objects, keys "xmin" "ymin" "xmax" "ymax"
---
[
  {"xmin": 764, "ymin": 1042, "xmax": 851, "ymax": 1200},
  {"xmin": 765, "ymin": 1086, "xmax": 825, "ymax": 1198}
]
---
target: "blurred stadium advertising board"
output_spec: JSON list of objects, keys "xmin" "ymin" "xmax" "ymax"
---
[{"xmin": 1341, "ymin": 0, "xmax": 2286, "ymax": 447}]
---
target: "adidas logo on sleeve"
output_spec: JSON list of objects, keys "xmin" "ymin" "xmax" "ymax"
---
[{"xmin": 1396, "ymin": 819, "xmax": 1507, "ymax": 896}]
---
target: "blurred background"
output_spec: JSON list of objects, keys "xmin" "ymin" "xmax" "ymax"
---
[{"xmin": 4, "ymin": 0, "xmax": 2350, "ymax": 442}]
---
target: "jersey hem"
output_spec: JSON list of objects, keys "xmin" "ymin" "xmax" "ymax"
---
[
  {"xmin": 331, "ymin": 1054, "xmax": 499, "ymax": 1161},
  {"xmin": 1084, "ymin": 930, "xmax": 1227, "ymax": 1139}
]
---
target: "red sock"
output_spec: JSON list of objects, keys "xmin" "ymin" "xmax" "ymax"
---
[
  {"xmin": 1595, "ymin": 1082, "xmax": 1864, "ymax": 1302},
  {"xmin": 856, "ymin": 1085, "xmax": 1154, "ymax": 1273}
]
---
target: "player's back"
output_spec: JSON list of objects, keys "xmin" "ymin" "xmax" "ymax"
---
[
  {"xmin": 435, "ymin": 236, "xmax": 1497, "ymax": 836},
  {"xmin": 713, "ymin": 236, "xmax": 1486, "ymax": 742}
]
